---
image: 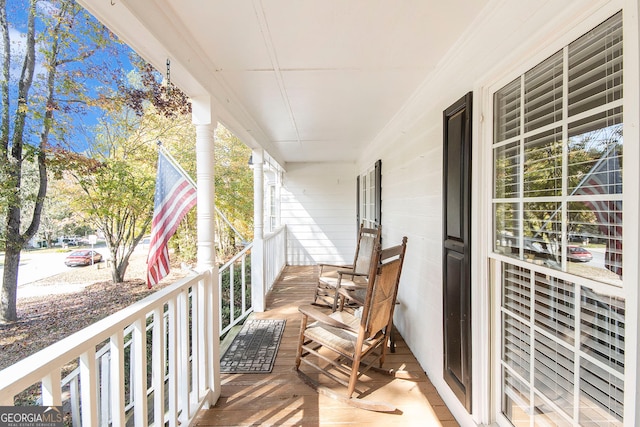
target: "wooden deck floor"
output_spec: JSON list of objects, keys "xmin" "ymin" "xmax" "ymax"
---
[{"xmin": 194, "ymin": 266, "xmax": 459, "ymax": 426}]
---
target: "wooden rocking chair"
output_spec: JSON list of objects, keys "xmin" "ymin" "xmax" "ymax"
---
[
  {"xmin": 295, "ymin": 237, "xmax": 408, "ymax": 412},
  {"xmin": 312, "ymin": 223, "xmax": 381, "ymax": 310}
]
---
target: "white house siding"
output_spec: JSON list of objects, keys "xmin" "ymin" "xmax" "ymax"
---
[
  {"xmin": 281, "ymin": 162, "xmax": 358, "ymax": 265},
  {"xmin": 356, "ymin": 1, "xmax": 633, "ymax": 426}
]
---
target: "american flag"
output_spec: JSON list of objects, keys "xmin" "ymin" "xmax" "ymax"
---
[
  {"xmin": 147, "ymin": 150, "xmax": 197, "ymax": 287},
  {"xmin": 574, "ymin": 146, "xmax": 622, "ymax": 276}
]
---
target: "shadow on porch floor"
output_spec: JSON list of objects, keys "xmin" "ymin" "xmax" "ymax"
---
[{"xmin": 194, "ymin": 265, "xmax": 459, "ymax": 426}]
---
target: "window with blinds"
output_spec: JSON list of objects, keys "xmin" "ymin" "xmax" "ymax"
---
[
  {"xmin": 493, "ymin": 12, "xmax": 625, "ymax": 426},
  {"xmin": 493, "ymin": 11, "xmax": 623, "ymax": 285},
  {"xmin": 500, "ymin": 264, "xmax": 625, "ymax": 426}
]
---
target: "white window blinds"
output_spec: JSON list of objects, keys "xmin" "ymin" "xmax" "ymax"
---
[
  {"xmin": 500, "ymin": 264, "xmax": 625, "ymax": 425},
  {"xmin": 494, "ymin": 11, "xmax": 624, "ymax": 426},
  {"xmin": 493, "ymin": 11, "xmax": 623, "ymax": 285}
]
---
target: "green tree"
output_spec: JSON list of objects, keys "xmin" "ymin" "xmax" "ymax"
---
[
  {"xmin": 117, "ymin": 60, "xmax": 254, "ymax": 264},
  {"xmin": 59, "ymin": 102, "xmax": 197, "ymax": 283},
  {"xmin": 0, "ymin": 0, "xmax": 121, "ymax": 322},
  {"xmin": 168, "ymin": 124, "xmax": 254, "ymax": 264},
  {"xmin": 214, "ymin": 125, "xmax": 253, "ymax": 257}
]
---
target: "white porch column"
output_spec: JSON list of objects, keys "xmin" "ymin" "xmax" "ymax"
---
[
  {"xmin": 251, "ymin": 148, "xmax": 266, "ymax": 312},
  {"xmin": 191, "ymin": 96, "xmax": 220, "ymax": 405},
  {"xmin": 192, "ymin": 102, "xmax": 217, "ymax": 270}
]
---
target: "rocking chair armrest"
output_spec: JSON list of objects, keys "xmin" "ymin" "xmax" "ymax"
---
[
  {"xmin": 337, "ymin": 270, "xmax": 367, "ymax": 278},
  {"xmin": 318, "ymin": 262, "xmax": 353, "ymax": 268},
  {"xmin": 319, "ymin": 262, "xmax": 353, "ymax": 272},
  {"xmin": 298, "ymin": 304, "xmax": 356, "ymax": 332},
  {"xmin": 336, "ymin": 271, "xmax": 368, "ymax": 290}
]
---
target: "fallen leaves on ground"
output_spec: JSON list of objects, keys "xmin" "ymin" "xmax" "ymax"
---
[
  {"xmin": 0, "ymin": 280, "xmax": 163, "ymax": 371},
  {"xmin": 0, "ymin": 254, "xmax": 186, "ymax": 371}
]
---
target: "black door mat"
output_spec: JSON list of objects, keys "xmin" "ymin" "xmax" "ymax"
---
[{"xmin": 220, "ymin": 319, "xmax": 286, "ymax": 373}]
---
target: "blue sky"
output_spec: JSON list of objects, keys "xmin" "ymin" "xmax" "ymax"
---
[{"xmin": 2, "ymin": 0, "xmax": 138, "ymax": 153}]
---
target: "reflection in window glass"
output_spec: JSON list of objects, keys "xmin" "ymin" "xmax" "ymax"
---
[
  {"xmin": 524, "ymin": 128, "xmax": 563, "ymax": 198},
  {"xmin": 523, "ymin": 201, "xmax": 561, "ymax": 268},
  {"xmin": 494, "ymin": 142, "xmax": 520, "ymax": 198},
  {"xmin": 567, "ymin": 108, "xmax": 623, "ymax": 281},
  {"xmin": 568, "ymin": 109, "xmax": 623, "ymax": 195},
  {"xmin": 567, "ymin": 201, "xmax": 622, "ymax": 284},
  {"xmin": 492, "ymin": 13, "xmax": 623, "ymax": 283},
  {"xmin": 494, "ymin": 202, "xmax": 519, "ymax": 256}
]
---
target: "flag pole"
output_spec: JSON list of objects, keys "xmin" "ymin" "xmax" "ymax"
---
[
  {"xmin": 158, "ymin": 141, "xmax": 196, "ymax": 188},
  {"xmin": 156, "ymin": 141, "xmax": 249, "ymax": 244}
]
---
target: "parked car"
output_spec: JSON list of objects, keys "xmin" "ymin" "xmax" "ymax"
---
[
  {"xmin": 62, "ymin": 238, "xmax": 79, "ymax": 246},
  {"xmin": 64, "ymin": 250, "xmax": 103, "ymax": 267},
  {"xmin": 567, "ymin": 245, "xmax": 593, "ymax": 263}
]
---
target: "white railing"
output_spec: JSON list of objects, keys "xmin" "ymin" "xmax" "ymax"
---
[
  {"xmin": 264, "ymin": 225, "xmax": 286, "ymax": 294},
  {"xmin": 219, "ymin": 243, "xmax": 254, "ymax": 336},
  {"xmin": 0, "ymin": 229, "xmax": 288, "ymax": 425},
  {"xmin": 0, "ymin": 268, "xmax": 219, "ymax": 427}
]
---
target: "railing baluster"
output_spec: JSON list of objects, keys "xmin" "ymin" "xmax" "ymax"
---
[
  {"xmin": 80, "ymin": 349, "xmax": 98, "ymax": 426},
  {"xmin": 167, "ymin": 297, "xmax": 178, "ymax": 427},
  {"xmin": 41, "ymin": 369, "xmax": 62, "ymax": 406},
  {"xmin": 127, "ymin": 331, "xmax": 134, "ymax": 410},
  {"xmin": 152, "ymin": 306, "xmax": 166, "ymax": 426},
  {"xmin": 178, "ymin": 289, "xmax": 190, "ymax": 423},
  {"xmin": 207, "ymin": 270, "xmax": 219, "ymax": 403},
  {"xmin": 132, "ymin": 317, "xmax": 148, "ymax": 426},
  {"xmin": 100, "ymin": 354, "xmax": 110, "ymax": 425},
  {"xmin": 110, "ymin": 330, "xmax": 126, "ymax": 427},
  {"xmin": 218, "ymin": 274, "xmax": 224, "ymax": 332},
  {"xmin": 70, "ymin": 377, "xmax": 81, "ymax": 427},
  {"xmin": 193, "ymin": 280, "xmax": 208, "ymax": 400},
  {"xmin": 229, "ymin": 263, "xmax": 235, "ymax": 326},
  {"xmin": 191, "ymin": 284, "xmax": 200, "ymax": 410},
  {"xmin": 241, "ymin": 256, "xmax": 246, "ymax": 314}
]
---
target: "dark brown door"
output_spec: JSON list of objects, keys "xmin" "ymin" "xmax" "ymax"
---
[{"xmin": 442, "ymin": 92, "xmax": 472, "ymax": 412}]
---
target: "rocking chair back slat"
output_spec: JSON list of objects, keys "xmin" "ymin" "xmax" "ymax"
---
[
  {"xmin": 352, "ymin": 230, "xmax": 378, "ymax": 275},
  {"xmin": 364, "ymin": 259, "xmax": 402, "ymax": 338}
]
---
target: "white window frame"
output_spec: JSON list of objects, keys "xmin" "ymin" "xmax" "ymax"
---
[
  {"xmin": 475, "ymin": 1, "xmax": 640, "ymax": 425},
  {"xmin": 357, "ymin": 159, "xmax": 381, "ymax": 228}
]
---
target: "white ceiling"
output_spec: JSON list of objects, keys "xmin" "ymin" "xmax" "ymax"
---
[{"xmin": 82, "ymin": 0, "xmax": 494, "ymax": 165}]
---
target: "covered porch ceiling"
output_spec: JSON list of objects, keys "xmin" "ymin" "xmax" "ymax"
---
[{"xmin": 79, "ymin": 0, "xmax": 581, "ymax": 167}]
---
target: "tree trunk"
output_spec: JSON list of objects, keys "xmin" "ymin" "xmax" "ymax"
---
[
  {"xmin": 110, "ymin": 256, "xmax": 128, "ymax": 283},
  {"xmin": 0, "ymin": 246, "xmax": 20, "ymax": 322},
  {"xmin": 2, "ymin": 204, "xmax": 23, "ymax": 321},
  {"xmin": 108, "ymin": 246, "xmax": 133, "ymax": 284},
  {"xmin": 0, "ymin": 0, "xmax": 36, "ymax": 323}
]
